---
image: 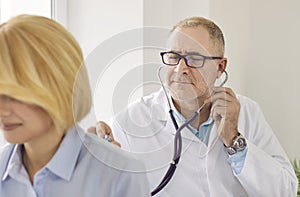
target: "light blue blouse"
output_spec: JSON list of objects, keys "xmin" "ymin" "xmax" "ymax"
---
[{"xmin": 0, "ymin": 125, "xmax": 150, "ymax": 197}]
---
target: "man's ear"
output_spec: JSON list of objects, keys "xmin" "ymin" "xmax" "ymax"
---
[{"xmin": 217, "ymin": 58, "xmax": 227, "ymax": 78}]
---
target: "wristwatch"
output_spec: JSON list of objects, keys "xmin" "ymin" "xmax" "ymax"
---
[{"xmin": 225, "ymin": 132, "xmax": 247, "ymax": 155}]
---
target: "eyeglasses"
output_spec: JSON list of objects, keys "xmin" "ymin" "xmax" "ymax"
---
[{"xmin": 160, "ymin": 51, "xmax": 223, "ymax": 68}]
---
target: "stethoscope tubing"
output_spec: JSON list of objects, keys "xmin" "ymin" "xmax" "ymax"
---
[{"xmin": 151, "ymin": 66, "xmax": 228, "ymax": 196}]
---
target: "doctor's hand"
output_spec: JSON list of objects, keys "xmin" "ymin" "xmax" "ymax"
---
[
  {"xmin": 205, "ymin": 87, "xmax": 240, "ymax": 147},
  {"xmin": 87, "ymin": 121, "xmax": 121, "ymax": 148}
]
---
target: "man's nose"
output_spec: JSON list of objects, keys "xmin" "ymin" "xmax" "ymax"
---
[{"xmin": 174, "ymin": 58, "xmax": 190, "ymax": 74}]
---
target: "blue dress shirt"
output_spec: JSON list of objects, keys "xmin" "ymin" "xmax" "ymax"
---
[{"xmin": 0, "ymin": 125, "xmax": 150, "ymax": 197}]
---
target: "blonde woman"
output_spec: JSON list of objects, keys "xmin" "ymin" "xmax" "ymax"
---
[{"xmin": 0, "ymin": 15, "xmax": 149, "ymax": 197}]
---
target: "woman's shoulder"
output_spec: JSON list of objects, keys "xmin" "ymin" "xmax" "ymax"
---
[{"xmin": 82, "ymin": 132, "xmax": 146, "ymax": 172}]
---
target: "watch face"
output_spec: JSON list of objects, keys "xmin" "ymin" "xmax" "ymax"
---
[
  {"xmin": 226, "ymin": 134, "xmax": 247, "ymax": 155},
  {"xmin": 235, "ymin": 137, "xmax": 246, "ymax": 151}
]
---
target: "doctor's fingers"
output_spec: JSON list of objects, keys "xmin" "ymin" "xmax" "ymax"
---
[
  {"xmin": 210, "ymin": 100, "xmax": 238, "ymax": 118},
  {"xmin": 205, "ymin": 90, "xmax": 235, "ymax": 104},
  {"xmin": 96, "ymin": 121, "xmax": 121, "ymax": 147},
  {"xmin": 212, "ymin": 87, "xmax": 236, "ymax": 97},
  {"xmin": 96, "ymin": 121, "xmax": 112, "ymax": 137},
  {"xmin": 210, "ymin": 100, "xmax": 227, "ymax": 120}
]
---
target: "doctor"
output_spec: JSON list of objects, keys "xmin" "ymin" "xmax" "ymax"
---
[{"xmin": 91, "ymin": 16, "xmax": 298, "ymax": 196}]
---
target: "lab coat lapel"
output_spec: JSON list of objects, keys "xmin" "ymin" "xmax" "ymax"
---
[{"xmin": 208, "ymin": 123, "xmax": 219, "ymax": 149}]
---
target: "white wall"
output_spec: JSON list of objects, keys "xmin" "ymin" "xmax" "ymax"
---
[
  {"xmin": 210, "ymin": 0, "xmax": 300, "ymax": 159},
  {"xmin": 67, "ymin": 0, "xmax": 144, "ymax": 129},
  {"xmin": 247, "ymin": 0, "xmax": 300, "ymax": 159},
  {"xmin": 0, "ymin": 0, "xmax": 51, "ymax": 22},
  {"xmin": 209, "ymin": 0, "xmax": 250, "ymax": 95}
]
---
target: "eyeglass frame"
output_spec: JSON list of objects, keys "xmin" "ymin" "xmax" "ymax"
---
[{"xmin": 160, "ymin": 51, "xmax": 223, "ymax": 68}]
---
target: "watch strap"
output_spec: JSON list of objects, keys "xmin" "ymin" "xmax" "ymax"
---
[{"xmin": 225, "ymin": 132, "xmax": 247, "ymax": 155}]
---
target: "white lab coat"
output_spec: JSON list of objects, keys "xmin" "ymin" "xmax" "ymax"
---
[{"xmin": 110, "ymin": 89, "xmax": 298, "ymax": 197}]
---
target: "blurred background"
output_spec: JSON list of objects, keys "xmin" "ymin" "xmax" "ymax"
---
[{"xmin": 1, "ymin": 0, "xmax": 299, "ymax": 160}]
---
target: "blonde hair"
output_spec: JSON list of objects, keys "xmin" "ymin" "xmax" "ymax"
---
[
  {"xmin": 0, "ymin": 15, "xmax": 91, "ymax": 132},
  {"xmin": 171, "ymin": 16, "xmax": 225, "ymax": 56}
]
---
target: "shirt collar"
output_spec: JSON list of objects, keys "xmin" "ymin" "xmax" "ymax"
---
[
  {"xmin": 168, "ymin": 93, "xmax": 214, "ymax": 128},
  {"xmin": 46, "ymin": 125, "xmax": 84, "ymax": 181},
  {"xmin": 1, "ymin": 144, "xmax": 21, "ymax": 181},
  {"xmin": 1, "ymin": 124, "xmax": 84, "ymax": 182}
]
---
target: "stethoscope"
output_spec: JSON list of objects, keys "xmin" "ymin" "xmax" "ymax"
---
[{"xmin": 151, "ymin": 66, "xmax": 228, "ymax": 196}]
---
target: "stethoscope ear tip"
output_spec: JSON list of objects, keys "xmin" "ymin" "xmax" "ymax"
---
[{"xmin": 218, "ymin": 70, "xmax": 228, "ymax": 87}]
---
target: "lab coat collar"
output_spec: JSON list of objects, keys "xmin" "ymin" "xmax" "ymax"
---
[{"xmin": 151, "ymin": 88, "xmax": 173, "ymax": 121}]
